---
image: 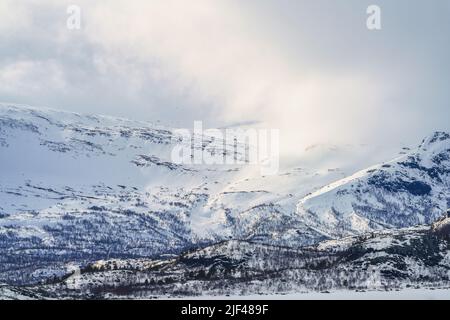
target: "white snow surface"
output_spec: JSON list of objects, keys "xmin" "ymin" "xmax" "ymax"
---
[
  {"xmin": 297, "ymin": 132, "xmax": 450, "ymax": 238},
  {"xmin": 0, "ymin": 103, "xmax": 369, "ymax": 253}
]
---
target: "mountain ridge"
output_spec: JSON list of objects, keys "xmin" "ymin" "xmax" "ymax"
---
[
  {"xmin": 296, "ymin": 131, "xmax": 450, "ymax": 238},
  {"xmin": 1, "ymin": 103, "xmax": 449, "ymax": 290},
  {"xmin": 2, "ymin": 213, "xmax": 449, "ymax": 299}
]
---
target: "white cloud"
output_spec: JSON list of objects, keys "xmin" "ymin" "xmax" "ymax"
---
[
  {"xmin": 0, "ymin": 0, "xmax": 32, "ymax": 33},
  {"xmin": 0, "ymin": 0, "xmax": 449, "ymax": 157},
  {"xmin": 79, "ymin": 0, "xmax": 388, "ymax": 153},
  {"xmin": 0, "ymin": 60, "xmax": 66, "ymax": 94}
]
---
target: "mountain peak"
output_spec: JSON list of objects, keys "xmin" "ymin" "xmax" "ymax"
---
[{"xmin": 420, "ymin": 131, "xmax": 450, "ymax": 148}]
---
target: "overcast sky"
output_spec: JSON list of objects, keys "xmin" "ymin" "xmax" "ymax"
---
[{"xmin": 1, "ymin": 0, "xmax": 449, "ymax": 156}]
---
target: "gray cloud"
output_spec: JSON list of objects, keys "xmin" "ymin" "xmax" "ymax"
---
[{"xmin": 0, "ymin": 0, "xmax": 449, "ymax": 158}]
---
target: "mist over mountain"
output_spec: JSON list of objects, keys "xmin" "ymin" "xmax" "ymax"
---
[
  {"xmin": 297, "ymin": 132, "xmax": 450, "ymax": 238},
  {"xmin": 0, "ymin": 103, "xmax": 449, "ymax": 298}
]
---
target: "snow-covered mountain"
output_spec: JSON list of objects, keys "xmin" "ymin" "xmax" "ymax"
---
[
  {"xmin": 1, "ymin": 103, "xmax": 449, "ymax": 292},
  {"xmin": 297, "ymin": 132, "xmax": 450, "ymax": 238},
  {"xmin": 3, "ymin": 214, "xmax": 449, "ymax": 299},
  {"xmin": 0, "ymin": 103, "xmax": 347, "ymax": 284}
]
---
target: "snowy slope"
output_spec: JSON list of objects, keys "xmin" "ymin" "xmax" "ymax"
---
[
  {"xmin": 0, "ymin": 103, "xmax": 349, "ymax": 284},
  {"xmin": 2, "ymin": 103, "xmax": 449, "ymax": 287},
  {"xmin": 7, "ymin": 214, "xmax": 449, "ymax": 299},
  {"xmin": 0, "ymin": 103, "xmax": 220, "ymax": 283},
  {"xmin": 297, "ymin": 132, "xmax": 450, "ymax": 238}
]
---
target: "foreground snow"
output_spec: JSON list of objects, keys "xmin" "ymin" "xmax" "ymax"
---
[{"xmin": 178, "ymin": 288, "xmax": 450, "ymax": 300}]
